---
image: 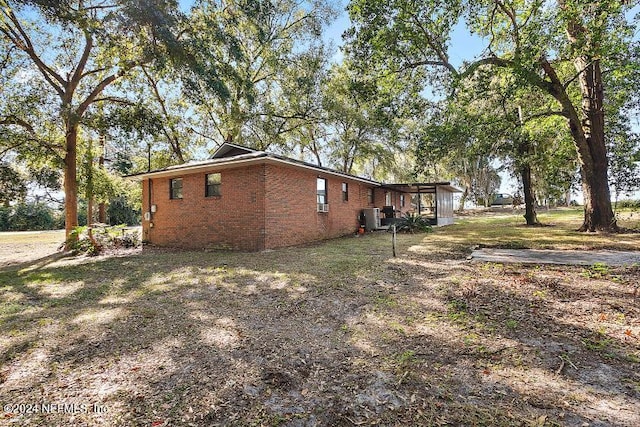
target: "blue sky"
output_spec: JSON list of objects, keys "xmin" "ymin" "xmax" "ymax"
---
[{"xmin": 323, "ymin": 0, "xmax": 487, "ymax": 66}]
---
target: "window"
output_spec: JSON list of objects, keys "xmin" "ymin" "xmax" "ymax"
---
[
  {"xmin": 342, "ymin": 182, "xmax": 348, "ymax": 202},
  {"xmin": 317, "ymin": 177, "xmax": 328, "ymax": 212},
  {"xmin": 385, "ymin": 192, "xmax": 392, "ymax": 206},
  {"xmin": 205, "ymin": 173, "xmax": 221, "ymax": 197},
  {"xmin": 367, "ymin": 188, "xmax": 374, "ymax": 204},
  {"xmin": 400, "ymin": 194, "xmax": 405, "ymax": 208},
  {"xmin": 170, "ymin": 178, "xmax": 183, "ymax": 199}
]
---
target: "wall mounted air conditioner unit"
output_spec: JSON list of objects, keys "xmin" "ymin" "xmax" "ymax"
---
[{"xmin": 317, "ymin": 203, "xmax": 329, "ymax": 213}]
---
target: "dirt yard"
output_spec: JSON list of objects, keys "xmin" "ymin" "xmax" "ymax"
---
[
  {"xmin": 0, "ymin": 230, "xmax": 65, "ymax": 268},
  {"xmin": 1, "ymin": 212, "xmax": 639, "ymax": 426}
]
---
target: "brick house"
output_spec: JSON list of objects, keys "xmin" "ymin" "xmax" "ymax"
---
[{"xmin": 129, "ymin": 143, "xmax": 457, "ymax": 251}]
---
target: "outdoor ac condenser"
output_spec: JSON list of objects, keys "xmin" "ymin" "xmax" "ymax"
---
[{"xmin": 363, "ymin": 208, "xmax": 381, "ymax": 231}]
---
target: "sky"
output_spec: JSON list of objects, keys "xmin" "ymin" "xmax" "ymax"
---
[
  {"xmin": 323, "ymin": 0, "xmax": 488, "ymax": 66},
  {"xmin": 177, "ymin": 0, "xmax": 637, "ymax": 198}
]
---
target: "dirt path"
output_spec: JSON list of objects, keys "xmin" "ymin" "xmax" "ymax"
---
[{"xmin": 470, "ymin": 248, "xmax": 640, "ymax": 266}]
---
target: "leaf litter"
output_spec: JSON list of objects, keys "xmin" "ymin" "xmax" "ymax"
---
[{"xmin": 0, "ymin": 231, "xmax": 639, "ymax": 426}]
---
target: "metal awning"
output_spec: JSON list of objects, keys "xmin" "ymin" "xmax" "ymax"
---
[{"xmin": 382, "ymin": 182, "xmax": 462, "ymax": 193}]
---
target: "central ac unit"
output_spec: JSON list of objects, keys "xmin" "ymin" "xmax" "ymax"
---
[{"xmin": 362, "ymin": 208, "xmax": 381, "ymax": 230}]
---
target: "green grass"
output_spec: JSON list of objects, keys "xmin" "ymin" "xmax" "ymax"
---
[
  {"xmin": 0, "ymin": 230, "xmax": 65, "ymax": 245},
  {"xmin": 421, "ymin": 208, "xmax": 640, "ymax": 253}
]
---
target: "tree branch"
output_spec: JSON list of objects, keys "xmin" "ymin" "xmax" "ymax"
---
[
  {"xmin": 0, "ymin": 115, "xmax": 36, "ymax": 133},
  {"xmin": 523, "ymin": 110, "xmax": 570, "ymax": 122},
  {"xmin": 69, "ymin": 30, "xmax": 94, "ymax": 87},
  {"xmin": 1, "ymin": 7, "xmax": 66, "ymax": 96},
  {"xmin": 563, "ymin": 59, "xmax": 595, "ymax": 90},
  {"xmin": 77, "ymin": 59, "xmax": 150, "ymax": 117},
  {"xmin": 495, "ymin": 0, "xmax": 520, "ymax": 52}
]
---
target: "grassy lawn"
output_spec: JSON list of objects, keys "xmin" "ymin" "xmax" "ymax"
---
[{"xmin": 1, "ymin": 210, "xmax": 639, "ymax": 426}]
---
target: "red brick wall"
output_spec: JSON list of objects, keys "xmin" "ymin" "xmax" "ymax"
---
[
  {"xmin": 263, "ymin": 164, "xmax": 377, "ymax": 249},
  {"xmin": 141, "ymin": 161, "xmax": 387, "ymax": 251},
  {"xmin": 142, "ymin": 164, "xmax": 266, "ymax": 251}
]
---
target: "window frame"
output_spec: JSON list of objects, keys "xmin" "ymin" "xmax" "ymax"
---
[
  {"xmin": 342, "ymin": 182, "xmax": 349, "ymax": 202},
  {"xmin": 169, "ymin": 178, "xmax": 183, "ymax": 200},
  {"xmin": 367, "ymin": 188, "xmax": 374, "ymax": 204},
  {"xmin": 317, "ymin": 177, "xmax": 328, "ymax": 212},
  {"xmin": 205, "ymin": 173, "xmax": 222, "ymax": 197}
]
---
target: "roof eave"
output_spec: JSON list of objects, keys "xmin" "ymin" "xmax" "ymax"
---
[{"xmin": 126, "ymin": 154, "xmax": 382, "ymax": 187}]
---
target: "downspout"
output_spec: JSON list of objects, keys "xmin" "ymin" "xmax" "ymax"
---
[{"xmin": 146, "ymin": 142, "xmax": 153, "ymax": 243}]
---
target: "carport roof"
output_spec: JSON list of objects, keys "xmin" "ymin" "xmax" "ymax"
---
[{"xmin": 382, "ymin": 182, "xmax": 462, "ymax": 193}]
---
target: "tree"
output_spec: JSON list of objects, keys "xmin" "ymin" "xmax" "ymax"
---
[
  {"xmin": 415, "ymin": 104, "xmax": 503, "ymax": 209},
  {"xmin": 184, "ymin": 0, "xmax": 335, "ymax": 150},
  {"xmin": 0, "ymin": 163, "xmax": 27, "ymax": 206},
  {"xmin": 346, "ymin": 0, "xmax": 639, "ymax": 231},
  {"xmin": 0, "ymin": 0, "xmax": 185, "ymax": 241}
]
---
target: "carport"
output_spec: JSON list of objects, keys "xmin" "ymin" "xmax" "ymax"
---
[{"xmin": 383, "ymin": 182, "xmax": 461, "ymax": 226}]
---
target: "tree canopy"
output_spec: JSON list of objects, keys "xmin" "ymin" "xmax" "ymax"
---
[{"xmin": 346, "ymin": 0, "xmax": 640, "ymax": 231}]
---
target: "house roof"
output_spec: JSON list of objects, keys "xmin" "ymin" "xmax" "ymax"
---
[
  {"xmin": 127, "ymin": 143, "xmax": 462, "ymax": 193},
  {"xmin": 126, "ymin": 143, "xmax": 382, "ymax": 186}
]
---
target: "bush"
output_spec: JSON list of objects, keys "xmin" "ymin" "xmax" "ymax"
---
[
  {"xmin": 0, "ymin": 202, "xmax": 62, "ymax": 231},
  {"xmin": 395, "ymin": 213, "xmax": 433, "ymax": 233},
  {"xmin": 616, "ymin": 199, "xmax": 640, "ymax": 209},
  {"xmin": 107, "ymin": 196, "xmax": 141, "ymax": 226},
  {"xmin": 66, "ymin": 225, "xmax": 140, "ymax": 256},
  {"xmin": 0, "ymin": 206, "xmax": 10, "ymax": 231}
]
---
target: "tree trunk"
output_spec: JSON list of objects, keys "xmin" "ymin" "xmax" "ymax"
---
[
  {"xmin": 64, "ymin": 124, "xmax": 79, "ymax": 244},
  {"xmin": 98, "ymin": 133, "xmax": 106, "ymax": 223},
  {"xmin": 458, "ymin": 186, "xmax": 468, "ymax": 211},
  {"xmin": 516, "ymin": 107, "xmax": 539, "ymax": 226},
  {"xmin": 574, "ymin": 58, "xmax": 616, "ymax": 231},
  {"xmin": 521, "ymin": 163, "xmax": 539, "ymax": 225},
  {"xmin": 539, "ymin": 56, "xmax": 617, "ymax": 232}
]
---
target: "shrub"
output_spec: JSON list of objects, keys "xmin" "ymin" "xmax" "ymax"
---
[
  {"xmin": 11, "ymin": 202, "xmax": 56, "ymax": 230},
  {"xmin": 107, "ymin": 196, "xmax": 141, "ymax": 226},
  {"xmin": 0, "ymin": 202, "xmax": 62, "ymax": 231},
  {"xmin": 395, "ymin": 213, "xmax": 433, "ymax": 233},
  {"xmin": 616, "ymin": 199, "xmax": 640, "ymax": 209},
  {"xmin": 66, "ymin": 225, "xmax": 140, "ymax": 256}
]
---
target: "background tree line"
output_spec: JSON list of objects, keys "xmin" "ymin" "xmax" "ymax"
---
[{"xmin": 1, "ymin": 0, "xmax": 639, "ymax": 236}]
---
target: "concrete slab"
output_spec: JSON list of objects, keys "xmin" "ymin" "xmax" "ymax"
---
[{"xmin": 470, "ymin": 248, "xmax": 640, "ymax": 266}]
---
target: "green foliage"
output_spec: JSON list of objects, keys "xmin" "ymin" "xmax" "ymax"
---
[
  {"xmin": 185, "ymin": 0, "xmax": 336, "ymax": 148},
  {"xmin": 65, "ymin": 225, "xmax": 141, "ymax": 256},
  {"xmin": 1, "ymin": 0, "xmax": 188, "ymax": 233},
  {"xmin": 616, "ymin": 199, "xmax": 640, "ymax": 209},
  {"xmin": 107, "ymin": 196, "xmax": 141, "ymax": 226},
  {"xmin": 0, "ymin": 163, "xmax": 27, "ymax": 205},
  {"xmin": 347, "ymin": 0, "xmax": 637, "ymax": 230},
  {"xmin": 395, "ymin": 213, "xmax": 433, "ymax": 234},
  {"xmin": 582, "ymin": 262, "xmax": 610, "ymax": 279},
  {"xmin": 0, "ymin": 202, "xmax": 62, "ymax": 231},
  {"xmin": 65, "ymin": 226, "xmax": 101, "ymax": 256}
]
